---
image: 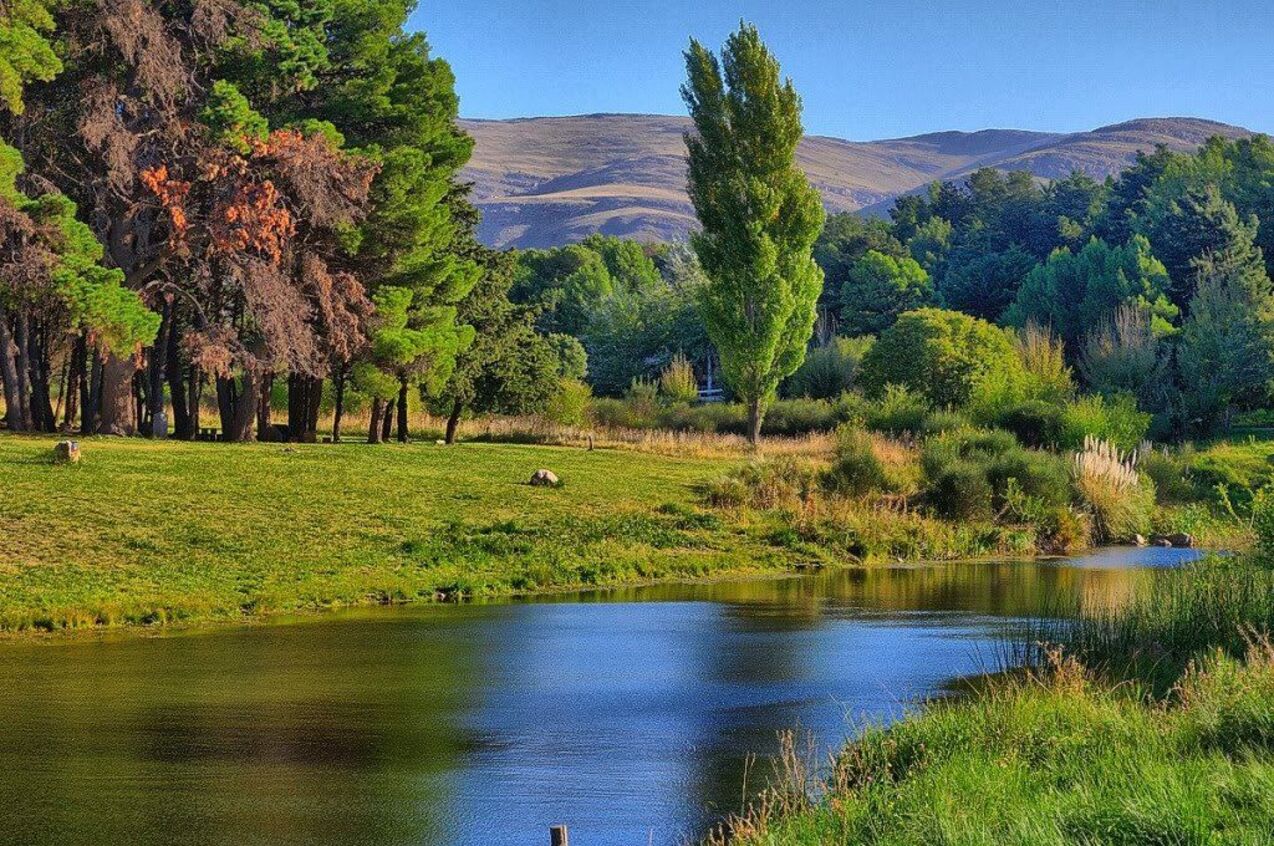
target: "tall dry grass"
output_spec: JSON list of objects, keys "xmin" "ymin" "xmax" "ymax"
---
[{"xmin": 1071, "ymin": 435, "xmax": 1154, "ymax": 541}]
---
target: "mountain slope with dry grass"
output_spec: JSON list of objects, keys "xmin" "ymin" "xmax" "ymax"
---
[{"xmin": 461, "ymin": 114, "xmax": 1254, "ymax": 248}]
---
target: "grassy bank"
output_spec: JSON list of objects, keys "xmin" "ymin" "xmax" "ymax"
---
[
  {"xmin": 1, "ymin": 435, "xmax": 802, "ymax": 633},
  {"xmin": 715, "ymin": 558, "xmax": 1274, "ymax": 845},
  {"xmin": 1, "ymin": 429, "xmax": 1257, "ymax": 637}
]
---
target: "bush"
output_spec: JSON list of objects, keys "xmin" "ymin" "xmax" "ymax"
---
[
  {"xmin": 923, "ymin": 427, "xmax": 1069, "ymax": 514},
  {"xmin": 1015, "ymin": 322, "xmax": 1074, "ymax": 403},
  {"xmin": 1139, "ymin": 447, "xmax": 1196, "ymax": 504},
  {"xmin": 783, "ymin": 336, "xmax": 874, "ymax": 399},
  {"xmin": 1252, "ymin": 486, "xmax": 1274, "ymax": 559},
  {"xmin": 1060, "ymin": 393, "xmax": 1151, "ymax": 453},
  {"xmin": 762, "ymin": 398, "xmax": 841, "ymax": 436},
  {"xmin": 927, "ymin": 460, "xmax": 995, "ymax": 520},
  {"xmin": 1071, "ymin": 437, "xmax": 1156, "ymax": 542},
  {"xmin": 985, "ymin": 447, "xmax": 1071, "ymax": 509},
  {"xmin": 864, "ymin": 384, "xmax": 929, "ymax": 435},
  {"xmin": 703, "ymin": 458, "xmax": 817, "ymax": 510},
  {"xmin": 658, "ymin": 352, "xmax": 699, "ymax": 403},
  {"xmin": 823, "ymin": 425, "xmax": 887, "ymax": 496},
  {"xmin": 997, "ymin": 399, "xmax": 1065, "ymax": 449},
  {"xmin": 860, "ymin": 308, "xmax": 1024, "ymax": 407},
  {"xmin": 543, "ymin": 378, "xmax": 592, "ymax": 426},
  {"xmin": 917, "ymin": 409, "xmax": 972, "ymax": 436}
]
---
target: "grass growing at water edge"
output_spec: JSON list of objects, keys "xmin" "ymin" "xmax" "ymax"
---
[{"xmin": 713, "ymin": 557, "xmax": 1274, "ymax": 844}]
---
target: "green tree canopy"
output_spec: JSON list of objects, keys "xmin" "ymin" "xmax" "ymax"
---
[
  {"xmin": 682, "ymin": 22, "xmax": 825, "ymax": 442},
  {"xmin": 839, "ymin": 249, "xmax": 932, "ymax": 336},
  {"xmin": 1177, "ymin": 222, "xmax": 1274, "ymax": 431},
  {"xmin": 1006, "ymin": 236, "xmax": 1177, "ymax": 351},
  {"xmin": 860, "ymin": 308, "xmax": 1022, "ymax": 408}
]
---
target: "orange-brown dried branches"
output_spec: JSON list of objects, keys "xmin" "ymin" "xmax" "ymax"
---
[
  {"xmin": 303, "ymin": 252, "xmax": 372, "ymax": 365},
  {"xmin": 94, "ymin": 0, "xmax": 188, "ymax": 110},
  {"xmin": 141, "ymin": 128, "xmax": 378, "ymax": 377},
  {"xmin": 0, "ymin": 198, "xmax": 55, "ymax": 303},
  {"xmin": 255, "ymin": 130, "xmax": 378, "ymax": 232}
]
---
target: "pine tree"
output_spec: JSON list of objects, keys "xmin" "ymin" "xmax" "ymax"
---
[
  {"xmin": 682, "ymin": 23, "xmax": 824, "ymax": 443},
  {"xmin": 1177, "ymin": 223, "xmax": 1274, "ymax": 432}
]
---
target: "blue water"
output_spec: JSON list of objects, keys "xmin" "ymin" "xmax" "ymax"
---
[{"xmin": 0, "ymin": 554, "xmax": 1181, "ymax": 846}]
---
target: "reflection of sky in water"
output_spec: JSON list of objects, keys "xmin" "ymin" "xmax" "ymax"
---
[
  {"xmin": 0, "ymin": 553, "xmax": 1178, "ymax": 846},
  {"xmin": 1051, "ymin": 546, "xmax": 1205, "ymax": 569},
  {"xmin": 447, "ymin": 603, "xmax": 1009, "ymax": 844}
]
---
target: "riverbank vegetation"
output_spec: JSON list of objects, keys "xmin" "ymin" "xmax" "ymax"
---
[
  {"xmin": 0, "ymin": 429, "xmax": 1263, "ymax": 636},
  {"xmin": 713, "ymin": 556, "xmax": 1274, "ymax": 845}
]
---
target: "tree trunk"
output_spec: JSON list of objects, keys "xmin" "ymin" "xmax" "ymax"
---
[
  {"xmin": 13, "ymin": 310, "xmax": 32, "ymax": 430},
  {"xmin": 445, "ymin": 398, "xmax": 463, "ymax": 445},
  {"xmin": 52, "ymin": 353, "xmax": 69, "ymax": 429},
  {"xmin": 367, "ymin": 397, "xmax": 383, "ymax": 444},
  {"xmin": 166, "ymin": 319, "xmax": 192, "ymax": 439},
  {"xmin": 146, "ymin": 300, "xmax": 172, "ymax": 438},
  {"xmin": 331, "ymin": 366, "xmax": 347, "ymax": 443},
  {"xmin": 216, "ymin": 371, "xmax": 259, "ymax": 443},
  {"xmin": 747, "ymin": 396, "xmax": 763, "ymax": 446},
  {"xmin": 0, "ymin": 307, "xmax": 23, "ymax": 431},
  {"xmin": 28, "ymin": 321, "xmax": 55, "ymax": 431},
  {"xmin": 63, "ymin": 334, "xmax": 85, "ymax": 433},
  {"xmin": 256, "ymin": 372, "xmax": 273, "ymax": 441},
  {"xmin": 98, "ymin": 351, "xmax": 137, "ymax": 435},
  {"xmin": 287, "ymin": 374, "xmax": 323, "ymax": 442},
  {"xmin": 186, "ymin": 365, "xmax": 202, "ymax": 437},
  {"xmin": 85, "ymin": 349, "xmax": 103, "ymax": 434},
  {"xmin": 396, "ymin": 378, "xmax": 409, "ymax": 443},
  {"xmin": 132, "ymin": 368, "xmax": 146, "ymax": 436},
  {"xmin": 381, "ymin": 397, "xmax": 395, "ymax": 442}
]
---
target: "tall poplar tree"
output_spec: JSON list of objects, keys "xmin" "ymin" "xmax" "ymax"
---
[{"xmin": 682, "ymin": 23, "xmax": 824, "ymax": 443}]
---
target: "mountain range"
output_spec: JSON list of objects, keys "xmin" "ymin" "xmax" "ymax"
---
[{"xmin": 459, "ymin": 114, "xmax": 1255, "ymax": 249}]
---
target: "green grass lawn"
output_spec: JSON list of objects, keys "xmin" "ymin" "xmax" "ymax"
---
[{"xmin": 0, "ymin": 435, "xmax": 794, "ymax": 633}]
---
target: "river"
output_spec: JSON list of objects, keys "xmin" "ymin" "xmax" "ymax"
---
[{"xmin": 0, "ymin": 548, "xmax": 1199, "ymax": 846}]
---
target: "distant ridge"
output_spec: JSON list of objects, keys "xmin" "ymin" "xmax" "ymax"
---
[{"xmin": 460, "ymin": 115, "xmax": 1255, "ymax": 249}]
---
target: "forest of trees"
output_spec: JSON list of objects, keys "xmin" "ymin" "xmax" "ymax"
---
[{"xmin": 2, "ymin": 8, "xmax": 1272, "ymax": 447}]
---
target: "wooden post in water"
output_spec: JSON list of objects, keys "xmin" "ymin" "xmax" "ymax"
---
[{"xmin": 549, "ymin": 825, "xmax": 569, "ymax": 846}]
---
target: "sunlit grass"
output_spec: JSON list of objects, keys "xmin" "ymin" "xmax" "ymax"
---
[{"xmin": 0, "ymin": 434, "xmax": 794, "ymax": 634}]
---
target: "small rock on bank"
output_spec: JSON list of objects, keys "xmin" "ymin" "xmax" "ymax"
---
[
  {"xmin": 529, "ymin": 469, "xmax": 560, "ymax": 487},
  {"xmin": 1149, "ymin": 533, "xmax": 1195, "ymax": 548},
  {"xmin": 54, "ymin": 441, "xmax": 80, "ymax": 464}
]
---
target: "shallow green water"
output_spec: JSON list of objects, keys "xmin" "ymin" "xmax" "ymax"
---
[{"xmin": 0, "ymin": 548, "xmax": 1198, "ymax": 845}]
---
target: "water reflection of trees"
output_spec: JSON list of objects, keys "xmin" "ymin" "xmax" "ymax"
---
[{"xmin": 0, "ymin": 612, "xmax": 492, "ymax": 846}]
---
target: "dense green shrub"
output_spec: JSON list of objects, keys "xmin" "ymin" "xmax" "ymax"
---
[
  {"xmin": 1014, "ymin": 322, "xmax": 1074, "ymax": 403},
  {"xmin": 985, "ymin": 447, "xmax": 1071, "ymax": 509},
  {"xmin": 859, "ymin": 308, "xmax": 1023, "ymax": 407},
  {"xmin": 823, "ymin": 425, "xmax": 887, "ymax": 496},
  {"xmin": 543, "ymin": 378, "xmax": 592, "ymax": 426},
  {"xmin": 658, "ymin": 402, "xmax": 745, "ymax": 434},
  {"xmin": 922, "ymin": 428, "xmax": 1070, "ymax": 520},
  {"xmin": 658, "ymin": 352, "xmax": 699, "ymax": 403},
  {"xmin": 927, "ymin": 460, "xmax": 995, "ymax": 520},
  {"xmin": 1252, "ymin": 487, "xmax": 1274, "ymax": 559},
  {"xmin": 1139, "ymin": 447, "xmax": 1197, "ymax": 504},
  {"xmin": 997, "ymin": 399, "xmax": 1065, "ymax": 448},
  {"xmin": 864, "ymin": 384, "xmax": 929, "ymax": 435},
  {"xmin": 1060, "ymin": 393, "xmax": 1151, "ymax": 452},
  {"xmin": 782, "ymin": 336, "xmax": 874, "ymax": 399},
  {"xmin": 761, "ymin": 398, "xmax": 842, "ymax": 436},
  {"xmin": 703, "ymin": 458, "xmax": 817, "ymax": 510},
  {"xmin": 917, "ymin": 409, "xmax": 972, "ymax": 436}
]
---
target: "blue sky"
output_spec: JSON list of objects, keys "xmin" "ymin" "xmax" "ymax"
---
[{"xmin": 408, "ymin": 0, "xmax": 1274, "ymax": 140}]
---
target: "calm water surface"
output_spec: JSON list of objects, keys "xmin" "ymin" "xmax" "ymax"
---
[{"xmin": 0, "ymin": 549, "xmax": 1200, "ymax": 846}]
